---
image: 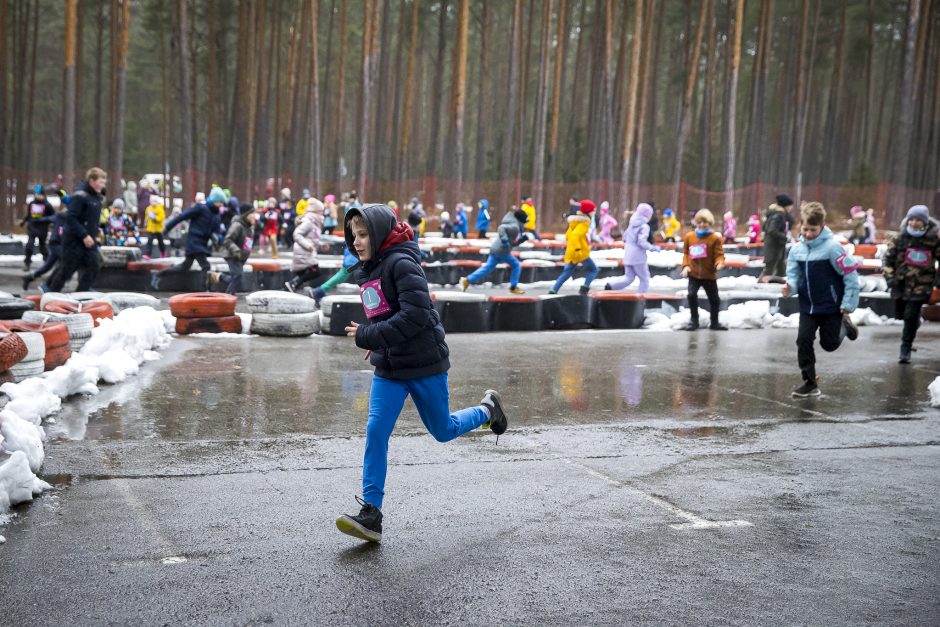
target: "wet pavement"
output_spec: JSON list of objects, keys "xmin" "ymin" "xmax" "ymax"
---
[{"xmin": 1, "ymin": 324, "xmax": 939, "ymax": 625}]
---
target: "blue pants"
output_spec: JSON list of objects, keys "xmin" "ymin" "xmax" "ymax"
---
[
  {"xmin": 219, "ymin": 259, "xmax": 244, "ymax": 294},
  {"xmin": 467, "ymin": 253, "xmax": 522, "ymax": 288},
  {"xmin": 363, "ymin": 372, "xmax": 488, "ymax": 509},
  {"xmin": 551, "ymin": 258, "xmax": 599, "ymax": 292},
  {"xmin": 30, "ymin": 244, "xmax": 61, "ymax": 279}
]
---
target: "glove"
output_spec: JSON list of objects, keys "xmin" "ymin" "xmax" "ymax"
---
[{"xmin": 651, "ymin": 246, "xmax": 661, "ymax": 252}]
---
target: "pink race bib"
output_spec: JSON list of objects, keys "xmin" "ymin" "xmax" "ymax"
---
[
  {"xmin": 29, "ymin": 203, "xmax": 44, "ymax": 218},
  {"xmin": 904, "ymin": 247, "xmax": 931, "ymax": 268},
  {"xmin": 689, "ymin": 243, "xmax": 708, "ymax": 259},
  {"xmin": 242, "ymin": 238, "xmax": 253, "ymax": 251},
  {"xmin": 835, "ymin": 253, "xmax": 861, "ymax": 274},
  {"xmin": 360, "ymin": 279, "xmax": 392, "ymax": 318}
]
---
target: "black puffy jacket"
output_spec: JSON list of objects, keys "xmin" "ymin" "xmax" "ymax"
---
[
  {"xmin": 349, "ymin": 204, "xmax": 450, "ymax": 380},
  {"xmin": 63, "ymin": 180, "xmax": 104, "ymax": 246}
]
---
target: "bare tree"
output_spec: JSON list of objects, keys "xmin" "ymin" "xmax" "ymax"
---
[
  {"xmin": 452, "ymin": 0, "xmax": 471, "ymax": 202},
  {"xmin": 723, "ymin": 0, "xmax": 744, "ymax": 215},
  {"xmin": 619, "ymin": 0, "xmax": 644, "ymax": 209},
  {"xmin": 109, "ymin": 0, "xmax": 131, "ymax": 198},
  {"xmin": 63, "ymin": 0, "xmax": 79, "ymax": 192}
]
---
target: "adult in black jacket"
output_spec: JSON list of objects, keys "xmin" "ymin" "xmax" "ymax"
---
[
  {"xmin": 151, "ymin": 187, "xmax": 224, "ymax": 290},
  {"xmin": 48, "ymin": 168, "xmax": 107, "ymax": 292},
  {"xmin": 20, "ymin": 185, "xmax": 55, "ymax": 270}
]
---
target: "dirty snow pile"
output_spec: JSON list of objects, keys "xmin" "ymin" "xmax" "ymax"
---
[
  {"xmin": 930, "ymin": 377, "xmax": 940, "ymax": 408},
  {"xmin": 0, "ymin": 306, "xmax": 170, "ymax": 517},
  {"xmin": 644, "ymin": 300, "xmax": 902, "ymax": 331}
]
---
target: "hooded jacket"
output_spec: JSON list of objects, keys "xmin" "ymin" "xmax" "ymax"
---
[
  {"xmin": 21, "ymin": 195, "xmax": 55, "ymax": 235},
  {"xmin": 623, "ymin": 203, "xmax": 659, "ymax": 265},
  {"xmin": 785, "ymin": 226, "xmax": 860, "ymax": 314},
  {"xmin": 164, "ymin": 202, "xmax": 221, "ymax": 255},
  {"xmin": 475, "ymin": 200, "xmax": 491, "ymax": 231},
  {"xmin": 882, "ymin": 217, "xmax": 940, "ymax": 301},
  {"xmin": 222, "ymin": 213, "xmax": 254, "ymax": 262},
  {"xmin": 145, "ymin": 203, "xmax": 166, "ymax": 233},
  {"xmin": 563, "ymin": 213, "xmax": 592, "ymax": 264},
  {"xmin": 63, "ymin": 180, "xmax": 105, "ymax": 246},
  {"xmin": 291, "ymin": 203, "xmax": 324, "ymax": 271},
  {"xmin": 490, "ymin": 211, "xmax": 525, "ymax": 255},
  {"xmin": 346, "ymin": 204, "xmax": 449, "ymax": 380},
  {"xmin": 763, "ymin": 204, "xmax": 789, "ymax": 243}
]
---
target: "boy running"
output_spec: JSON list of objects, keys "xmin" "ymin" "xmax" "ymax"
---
[
  {"xmin": 782, "ymin": 202, "xmax": 860, "ymax": 397},
  {"xmin": 337, "ymin": 204, "xmax": 508, "ymax": 543}
]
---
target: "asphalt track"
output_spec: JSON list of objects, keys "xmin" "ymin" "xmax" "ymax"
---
[{"xmin": 1, "ymin": 324, "xmax": 939, "ymax": 626}]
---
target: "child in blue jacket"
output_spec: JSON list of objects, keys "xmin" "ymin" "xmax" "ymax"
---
[
  {"xmin": 783, "ymin": 202, "xmax": 860, "ymax": 398},
  {"xmin": 475, "ymin": 199, "xmax": 491, "ymax": 238},
  {"xmin": 337, "ymin": 204, "xmax": 509, "ymax": 543}
]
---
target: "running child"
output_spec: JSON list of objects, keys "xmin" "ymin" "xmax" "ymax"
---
[
  {"xmin": 660, "ymin": 208, "xmax": 681, "ymax": 243},
  {"xmin": 549, "ymin": 199, "xmax": 599, "ymax": 294},
  {"xmin": 460, "ymin": 209, "xmax": 529, "ymax": 294},
  {"xmin": 680, "ymin": 208, "xmax": 728, "ymax": 331},
  {"xmin": 336, "ymin": 204, "xmax": 508, "ymax": 543},
  {"xmin": 605, "ymin": 202, "xmax": 660, "ymax": 293},
  {"xmin": 782, "ymin": 201, "xmax": 860, "ymax": 396}
]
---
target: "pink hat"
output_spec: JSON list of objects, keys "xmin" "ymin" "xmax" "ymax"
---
[{"xmin": 324, "ymin": 194, "xmax": 336, "ymax": 204}]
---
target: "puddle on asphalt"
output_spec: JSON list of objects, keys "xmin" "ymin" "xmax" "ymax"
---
[{"xmin": 41, "ymin": 332, "xmax": 938, "ymax": 444}]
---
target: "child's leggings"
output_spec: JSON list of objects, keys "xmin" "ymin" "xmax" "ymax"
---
[
  {"xmin": 687, "ymin": 276, "xmax": 720, "ymax": 324},
  {"xmin": 607, "ymin": 263, "xmax": 650, "ymax": 292},
  {"xmin": 363, "ymin": 372, "xmax": 488, "ymax": 509}
]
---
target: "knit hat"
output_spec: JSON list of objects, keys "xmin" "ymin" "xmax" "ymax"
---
[
  {"xmin": 513, "ymin": 209, "xmax": 528, "ymax": 223},
  {"xmin": 111, "ymin": 198, "xmax": 125, "ymax": 210},
  {"xmin": 775, "ymin": 194, "xmax": 793, "ymax": 207},
  {"xmin": 280, "ymin": 187, "xmax": 292, "ymax": 199},
  {"xmin": 194, "ymin": 192, "xmax": 206, "ymax": 203},
  {"xmin": 600, "ymin": 201, "xmax": 610, "ymax": 213},
  {"xmin": 238, "ymin": 203, "xmax": 255, "ymax": 216},
  {"xmin": 906, "ymin": 205, "xmax": 930, "ymax": 223},
  {"xmin": 663, "ymin": 208, "xmax": 673, "ymax": 217},
  {"xmin": 850, "ymin": 205, "xmax": 864, "ymax": 217},
  {"xmin": 208, "ymin": 187, "xmax": 227, "ymax": 204},
  {"xmin": 580, "ymin": 199, "xmax": 596, "ymax": 214},
  {"xmin": 303, "ymin": 188, "xmax": 311, "ymax": 199},
  {"xmin": 324, "ymin": 194, "xmax": 336, "ymax": 204}
]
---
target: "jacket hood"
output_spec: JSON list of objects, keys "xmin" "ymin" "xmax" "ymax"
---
[
  {"xmin": 567, "ymin": 213, "xmax": 591, "ymax": 225},
  {"xmin": 77, "ymin": 180, "xmax": 100, "ymax": 197},
  {"xmin": 345, "ymin": 203, "xmax": 416, "ymax": 261},
  {"xmin": 898, "ymin": 215, "xmax": 939, "ymax": 233},
  {"xmin": 479, "ymin": 199, "xmax": 489, "ymax": 211},
  {"xmin": 766, "ymin": 203, "xmax": 785, "ymax": 215},
  {"xmin": 630, "ymin": 203, "xmax": 653, "ymax": 226}
]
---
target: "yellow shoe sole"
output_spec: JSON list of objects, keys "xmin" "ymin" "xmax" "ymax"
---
[{"xmin": 336, "ymin": 515, "xmax": 382, "ymax": 543}]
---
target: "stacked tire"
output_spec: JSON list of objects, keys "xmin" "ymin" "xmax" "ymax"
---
[
  {"xmin": 0, "ymin": 320, "xmax": 71, "ymax": 370},
  {"xmin": 247, "ymin": 291, "xmax": 320, "ymax": 337},
  {"xmin": 23, "ymin": 310, "xmax": 94, "ymax": 352},
  {"xmin": 169, "ymin": 293, "xmax": 241, "ymax": 334},
  {"xmin": 100, "ymin": 291, "xmax": 160, "ymax": 314},
  {"xmin": 0, "ymin": 296, "xmax": 36, "ymax": 320},
  {"xmin": 0, "ymin": 332, "xmax": 28, "ymax": 383},
  {"xmin": 43, "ymin": 299, "xmax": 114, "ymax": 327}
]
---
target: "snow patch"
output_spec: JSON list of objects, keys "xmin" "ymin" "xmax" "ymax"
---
[{"xmin": 929, "ymin": 377, "xmax": 940, "ymax": 408}]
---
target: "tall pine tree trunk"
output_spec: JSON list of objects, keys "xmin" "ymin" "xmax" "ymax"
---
[
  {"xmin": 307, "ymin": 0, "xmax": 322, "ymax": 192},
  {"xmin": 452, "ymin": 0, "xmax": 470, "ymax": 203},
  {"xmin": 892, "ymin": 0, "xmax": 922, "ymax": 210},
  {"xmin": 63, "ymin": 0, "xmax": 79, "ymax": 191},
  {"xmin": 618, "ymin": 0, "xmax": 644, "ymax": 209},
  {"xmin": 177, "ymin": 0, "xmax": 194, "ymax": 204},
  {"xmin": 500, "ymin": 0, "xmax": 522, "ymax": 211},
  {"xmin": 531, "ymin": 0, "xmax": 553, "ymax": 219},
  {"xmin": 109, "ymin": 0, "xmax": 130, "ymax": 199},
  {"xmin": 723, "ymin": 0, "xmax": 744, "ymax": 215},
  {"xmin": 398, "ymin": 0, "xmax": 419, "ymax": 181}
]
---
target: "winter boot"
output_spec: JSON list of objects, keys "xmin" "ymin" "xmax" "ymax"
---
[
  {"xmin": 336, "ymin": 496, "xmax": 383, "ymax": 543},
  {"xmin": 21, "ymin": 272, "xmax": 32, "ymax": 291},
  {"xmin": 682, "ymin": 319, "xmax": 700, "ymax": 331},
  {"xmin": 842, "ymin": 313, "xmax": 859, "ymax": 341},
  {"xmin": 459, "ymin": 277, "xmax": 470, "ymax": 292},
  {"xmin": 899, "ymin": 344, "xmax": 912, "ymax": 364},
  {"xmin": 579, "ymin": 285, "xmax": 591, "ymax": 294},
  {"xmin": 509, "ymin": 286, "xmax": 525, "ymax": 294}
]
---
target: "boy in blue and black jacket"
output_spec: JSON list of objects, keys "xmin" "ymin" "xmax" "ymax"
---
[
  {"xmin": 783, "ymin": 202, "xmax": 860, "ymax": 398},
  {"xmin": 336, "ymin": 204, "xmax": 509, "ymax": 543}
]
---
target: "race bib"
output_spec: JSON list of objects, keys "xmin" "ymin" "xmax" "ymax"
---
[
  {"xmin": 242, "ymin": 237, "xmax": 253, "ymax": 251},
  {"xmin": 360, "ymin": 278, "xmax": 391, "ymax": 318},
  {"xmin": 29, "ymin": 203, "xmax": 44, "ymax": 218},
  {"xmin": 905, "ymin": 247, "xmax": 931, "ymax": 268},
  {"xmin": 109, "ymin": 217, "xmax": 124, "ymax": 230},
  {"xmin": 689, "ymin": 243, "xmax": 708, "ymax": 259},
  {"xmin": 835, "ymin": 253, "xmax": 861, "ymax": 274}
]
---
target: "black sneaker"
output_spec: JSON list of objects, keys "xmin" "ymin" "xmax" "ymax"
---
[
  {"xmin": 899, "ymin": 346, "xmax": 912, "ymax": 364},
  {"xmin": 481, "ymin": 389, "xmax": 508, "ymax": 442},
  {"xmin": 709, "ymin": 321, "xmax": 728, "ymax": 331},
  {"xmin": 682, "ymin": 320, "xmax": 700, "ymax": 331},
  {"xmin": 284, "ymin": 280, "xmax": 295, "ymax": 293},
  {"xmin": 21, "ymin": 272, "xmax": 32, "ymax": 291},
  {"xmin": 336, "ymin": 496, "xmax": 383, "ymax": 543},
  {"xmin": 792, "ymin": 381, "xmax": 821, "ymax": 397},
  {"xmin": 842, "ymin": 313, "xmax": 859, "ymax": 341}
]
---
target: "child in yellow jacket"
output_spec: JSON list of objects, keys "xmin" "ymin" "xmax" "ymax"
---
[
  {"xmin": 549, "ymin": 200, "xmax": 599, "ymax": 294},
  {"xmin": 661, "ymin": 208, "xmax": 681, "ymax": 242},
  {"xmin": 143, "ymin": 196, "xmax": 167, "ymax": 258}
]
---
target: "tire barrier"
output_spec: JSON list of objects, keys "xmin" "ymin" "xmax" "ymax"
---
[
  {"xmin": 921, "ymin": 304, "xmax": 940, "ymax": 322},
  {"xmin": 169, "ymin": 293, "xmax": 238, "ymax": 318},
  {"xmin": 322, "ymin": 296, "xmax": 368, "ymax": 336},
  {"xmin": 541, "ymin": 294, "xmax": 595, "ymax": 330},
  {"xmin": 488, "ymin": 295, "xmax": 543, "ymax": 332},
  {"xmin": 0, "ymin": 321, "xmax": 71, "ymax": 370},
  {"xmin": 246, "ymin": 291, "xmax": 317, "ymax": 315},
  {"xmin": 23, "ymin": 310, "xmax": 94, "ymax": 352},
  {"xmin": 126, "ymin": 260, "xmax": 174, "ymax": 272},
  {"xmin": 7, "ymin": 330, "xmax": 46, "ymax": 382},
  {"xmin": 175, "ymin": 315, "xmax": 243, "ymax": 335},
  {"xmin": 589, "ymin": 291, "xmax": 648, "ymax": 329},
  {"xmin": 99, "ymin": 245, "xmax": 143, "ymax": 268},
  {"xmin": 0, "ymin": 332, "xmax": 29, "ymax": 372},
  {"xmin": 100, "ymin": 292, "xmax": 160, "ymax": 313},
  {"xmin": 0, "ymin": 297, "xmax": 37, "ymax": 320},
  {"xmin": 250, "ymin": 312, "xmax": 321, "ymax": 337},
  {"xmin": 39, "ymin": 292, "xmax": 80, "ymax": 310},
  {"xmin": 43, "ymin": 300, "xmax": 114, "ymax": 326},
  {"xmin": 431, "ymin": 292, "xmax": 491, "ymax": 333}
]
